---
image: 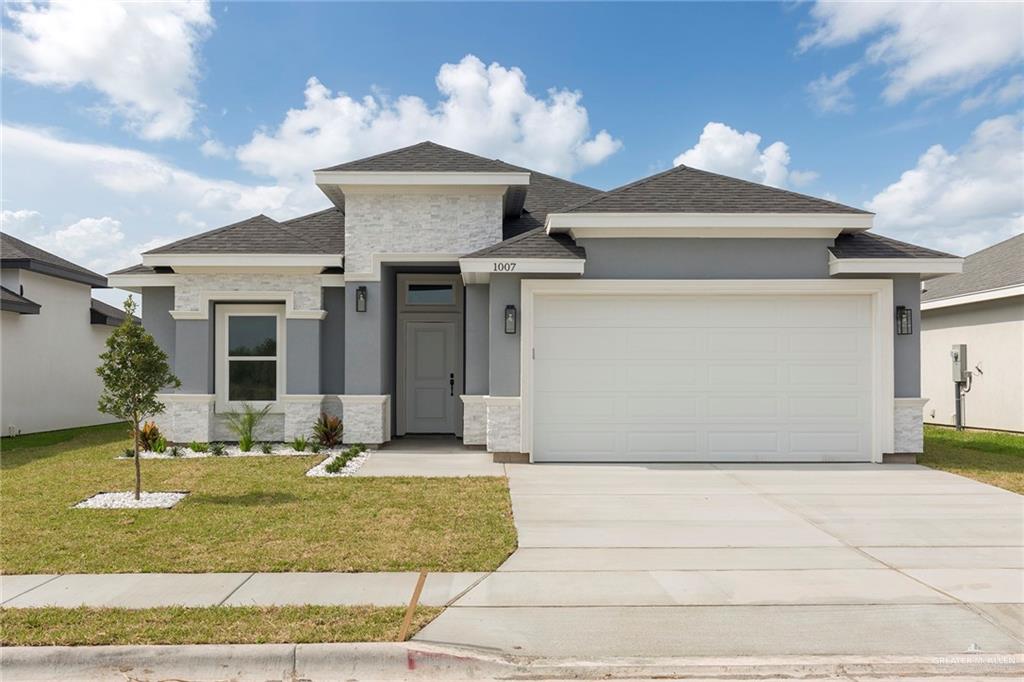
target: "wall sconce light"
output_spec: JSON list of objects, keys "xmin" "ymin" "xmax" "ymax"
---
[
  {"xmin": 504, "ymin": 304, "xmax": 517, "ymax": 334},
  {"xmin": 355, "ymin": 286, "xmax": 368, "ymax": 313},
  {"xmin": 895, "ymin": 305, "xmax": 912, "ymax": 335}
]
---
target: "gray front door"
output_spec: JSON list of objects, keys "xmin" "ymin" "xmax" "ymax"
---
[{"xmin": 403, "ymin": 320, "xmax": 457, "ymax": 433}]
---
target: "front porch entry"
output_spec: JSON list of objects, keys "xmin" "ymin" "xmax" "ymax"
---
[{"xmin": 396, "ymin": 273, "xmax": 464, "ymax": 436}]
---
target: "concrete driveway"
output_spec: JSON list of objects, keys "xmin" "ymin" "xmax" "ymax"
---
[{"xmin": 417, "ymin": 462, "xmax": 1024, "ymax": 658}]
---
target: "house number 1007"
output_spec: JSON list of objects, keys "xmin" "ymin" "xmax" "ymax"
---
[{"xmin": 492, "ymin": 262, "xmax": 517, "ymax": 272}]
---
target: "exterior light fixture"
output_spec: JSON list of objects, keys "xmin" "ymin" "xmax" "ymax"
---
[
  {"xmin": 355, "ymin": 286, "xmax": 368, "ymax": 313},
  {"xmin": 504, "ymin": 304, "xmax": 517, "ymax": 334},
  {"xmin": 895, "ymin": 305, "xmax": 912, "ymax": 335}
]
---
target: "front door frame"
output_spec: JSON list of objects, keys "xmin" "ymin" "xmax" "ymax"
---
[{"xmin": 396, "ymin": 273, "xmax": 464, "ymax": 436}]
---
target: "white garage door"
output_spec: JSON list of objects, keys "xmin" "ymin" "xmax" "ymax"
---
[{"xmin": 531, "ymin": 293, "xmax": 875, "ymax": 462}]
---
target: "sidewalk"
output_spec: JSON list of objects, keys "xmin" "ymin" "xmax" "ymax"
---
[{"xmin": 0, "ymin": 572, "xmax": 485, "ymax": 608}]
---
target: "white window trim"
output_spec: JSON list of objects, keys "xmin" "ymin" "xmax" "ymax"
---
[
  {"xmin": 518, "ymin": 278, "xmax": 895, "ymax": 464},
  {"xmin": 215, "ymin": 304, "xmax": 286, "ymax": 413}
]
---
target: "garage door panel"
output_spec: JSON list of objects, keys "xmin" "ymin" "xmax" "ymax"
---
[
  {"xmin": 788, "ymin": 363, "xmax": 864, "ymax": 387},
  {"xmin": 708, "ymin": 364, "xmax": 780, "ymax": 386},
  {"xmin": 707, "ymin": 395, "xmax": 780, "ymax": 419},
  {"xmin": 626, "ymin": 394, "xmax": 699, "ymax": 419},
  {"xmin": 708, "ymin": 431, "xmax": 781, "ymax": 457},
  {"xmin": 789, "ymin": 395, "xmax": 865, "ymax": 419}
]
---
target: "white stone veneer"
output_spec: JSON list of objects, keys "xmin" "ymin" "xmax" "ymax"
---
[
  {"xmin": 894, "ymin": 398, "xmax": 929, "ymax": 454},
  {"xmin": 485, "ymin": 396, "xmax": 521, "ymax": 453},
  {"xmin": 344, "ymin": 191, "xmax": 503, "ymax": 274},
  {"xmin": 173, "ymin": 273, "xmax": 322, "ymax": 312},
  {"xmin": 461, "ymin": 395, "xmax": 487, "ymax": 446},
  {"xmin": 158, "ymin": 394, "xmax": 215, "ymax": 443},
  {"xmin": 281, "ymin": 396, "xmax": 325, "ymax": 441},
  {"xmin": 340, "ymin": 395, "xmax": 391, "ymax": 445}
]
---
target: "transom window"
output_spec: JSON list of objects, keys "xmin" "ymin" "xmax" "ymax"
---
[
  {"xmin": 406, "ymin": 283, "xmax": 455, "ymax": 306},
  {"xmin": 216, "ymin": 304, "xmax": 284, "ymax": 410}
]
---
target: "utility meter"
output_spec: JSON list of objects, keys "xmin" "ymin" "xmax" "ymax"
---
[{"xmin": 951, "ymin": 344, "xmax": 968, "ymax": 383}]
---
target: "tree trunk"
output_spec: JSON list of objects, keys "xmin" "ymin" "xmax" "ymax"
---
[{"xmin": 133, "ymin": 418, "xmax": 141, "ymax": 500}]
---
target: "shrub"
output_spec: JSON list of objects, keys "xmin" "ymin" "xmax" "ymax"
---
[
  {"xmin": 354, "ymin": 443, "xmax": 367, "ymax": 453},
  {"xmin": 122, "ymin": 447, "xmax": 134, "ymax": 458},
  {"xmin": 324, "ymin": 453, "xmax": 349, "ymax": 474},
  {"xmin": 137, "ymin": 421, "xmax": 162, "ymax": 451},
  {"xmin": 259, "ymin": 442, "xmax": 272, "ymax": 454},
  {"xmin": 153, "ymin": 435, "xmax": 167, "ymax": 454},
  {"xmin": 224, "ymin": 403, "xmax": 272, "ymax": 452},
  {"xmin": 188, "ymin": 441, "xmax": 208, "ymax": 453},
  {"xmin": 313, "ymin": 413, "xmax": 343, "ymax": 448},
  {"xmin": 291, "ymin": 435, "xmax": 307, "ymax": 452},
  {"xmin": 169, "ymin": 445, "xmax": 182, "ymax": 457},
  {"xmin": 310, "ymin": 442, "xmax": 322, "ymax": 454},
  {"xmin": 209, "ymin": 442, "xmax": 226, "ymax": 456}
]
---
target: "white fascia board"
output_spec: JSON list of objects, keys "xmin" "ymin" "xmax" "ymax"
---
[
  {"xmin": 921, "ymin": 283, "xmax": 1024, "ymax": 310},
  {"xmin": 107, "ymin": 274, "xmax": 178, "ymax": 292},
  {"xmin": 545, "ymin": 212, "xmax": 874, "ymax": 236},
  {"xmin": 828, "ymin": 253, "xmax": 964, "ymax": 276},
  {"xmin": 142, "ymin": 253, "xmax": 343, "ymax": 270},
  {"xmin": 314, "ymin": 170, "xmax": 530, "ymax": 187},
  {"xmin": 459, "ymin": 257, "xmax": 585, "ymax": 284}
]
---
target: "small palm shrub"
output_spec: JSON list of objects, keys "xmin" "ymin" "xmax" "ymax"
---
[
  {"xmin": 292, "ymin": 435, "xmax": 307, "ymax": 452},
  {"xmin": 313, "ymin": 413, "xmax": 343, "ymax": 448},
  {"xmin": 224, "ymin": 403, "xmax": 272, "ymax": 452},
  {"xmin": 259, "ymin": 442, "xmax": 272, "ymax": 454},
  {"xmin": 137, "ymin": 421, "xmax": 162, "ymax": 451},
  {"xmin": 310, "ymin": 442, "xmax": 322, "ymax": 454},
  {"xmin": 209, "ymin": 442, "xmax": 226, "ymax": 456},
  {"xmin": 188, "ymin": 441, "xmax": 208, "ymax": 453}
]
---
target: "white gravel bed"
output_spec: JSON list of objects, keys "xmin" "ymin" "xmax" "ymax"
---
[
  {"xmin": 306, "ymin": 450, "xmax": 372, "ymax": 477},
  {"xmin": 118, "ymin": 444, "xmax": 345, "ymax": 459},
  {"xmin": 74, "ymin": 491, "xmax": 188, "ymax": 509}
]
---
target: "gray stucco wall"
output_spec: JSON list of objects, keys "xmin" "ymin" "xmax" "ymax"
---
[
  {"xmin": 142, "ymin": 287, "xmax": 175, "ymax": 369},
  {"xmin": 321, "ymin": 287, "xmax": 345, "ymax": 394},
  {"xmin": 465, "ymin": 283, "xmax": 490, "ymax": 395},
  {"xmin": 892, "ymin": 274, "xmax": 922, "ymax": 398},
  {"xmin": 344, "ymin": 282, "xmax": 383, "ymax": 394},
  {"xmin": 578, "ymin": 238, "xmax": 831, "ymax": 279},
  {"xmin": 488, "ymin": 274, "xmax": 523, "ymax": 396},
  {"xmin": 286, "ymin": 319, "xmax": 321, "ymax": 394},
  {"xmin": 175, "ymin": 317, "xmax": 212, "ymax": 393}
]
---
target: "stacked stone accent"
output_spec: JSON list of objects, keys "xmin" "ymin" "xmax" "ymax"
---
[
  {"xmin": 339, "ymin": 395, "xmax": 391, "ymax": 445},
  {"xmin": 460, "ymin": 395, "xmax": 487, "ymax": 446},
  {"xmin": 282, "ymin": 396, "xmax": 326, "ymax": 441},
  {"xmin": 894, "ymin": 398, "xmax": 929, "ymax": 454},
  {"xmin": 158, "ymin": 394, "xmax": 215, "ymax": 443},
  {"xmin": 174, "ymin": 273, "xmax": 322, "ymax": 312},
  {"xmin": 485, "ymin": 396, "xmax": 521, "ymax": 454}
]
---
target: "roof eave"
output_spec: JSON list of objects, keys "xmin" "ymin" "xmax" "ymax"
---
[
  {"xmin": 827, "ymin": 252, "xmax": 964, "ymax": 277},
  {"xmin": 921, "ymin": 283, "xmax": 1024, "ymax": 310},
  {"xmin": 1, "ymin": 258, "xmax": 107, "ymax": 288},
  {"xmin": 545, "ymin": 212, "xmax": 873, "ymax": 238}
]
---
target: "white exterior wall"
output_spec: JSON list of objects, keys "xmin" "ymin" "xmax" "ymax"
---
[
  {"xmin": 173, "ymin": 273, "xmax": 322, "ymax": 313},
  {"xmin": 921, "ymin": 297, "xmax": 1024, "ymax": 432},
  {"xmin": 1, "ymin": 270, "xmax": 118, "ymax": 435},
  {"xmin": 343, "ymin": 190, "xmax": 504, "ymax": 274}
]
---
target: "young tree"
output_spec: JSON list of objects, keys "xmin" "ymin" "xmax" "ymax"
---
[{"xmin": 96, "ymin": 296, "xmax": 180, "ymax": 499}]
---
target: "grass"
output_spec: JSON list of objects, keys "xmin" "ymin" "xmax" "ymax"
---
[
  {"xmin": 921, "ymin": 425, "xmax": 1024, "ymax": 494},
  {"xmin": 0, "ymin": 605, "xmax": 441, "ymax": 646},
  {"xmin": 1, "ymin": 423, "xmax": 516, "ymax": 574}
]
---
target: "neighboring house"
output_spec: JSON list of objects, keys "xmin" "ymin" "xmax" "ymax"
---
[
  {"xmin": 109, "ymin": 141, "xmax": 963, "ymax": 463},
  {"xmin": 1, "ymin": 233, "xmax": 136, "ymax": 435},
  {"xmin": 921, "ymin": 234, "xmax": 1024, "ymax": 433}
]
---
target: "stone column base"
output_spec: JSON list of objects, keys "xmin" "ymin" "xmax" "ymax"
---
[
  {"xmin": 893, "ymin": 397, "xmax": 929, "ymax": 455},
  {"xmin": 485, "ymin": 396, "xmax": 522, "ymax": 454},
  {"xmin": 158, "ymin": 394, "xmax": 215, "ymax": 443},
  {"xmin": 460, "ymin": 395, "xmax": 487, "ymax": 446},
  {"xmin": 339, "ymin": 395, "xmax": 391, "ymax": 446},
  {"xmin": 281, "ymin": 395, "xmax": 326, "ymax": 442}
]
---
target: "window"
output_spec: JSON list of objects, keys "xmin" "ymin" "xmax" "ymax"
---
[
  {"xmin": 216, "ymin": 305, "xmax": 284, "ymax": 410},
  {"xmin": 406, "ymin": 283, "xmax": 455, "ymax": 306}
]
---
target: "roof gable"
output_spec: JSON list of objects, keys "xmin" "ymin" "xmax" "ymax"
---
[
  {"xmin": 317, "ymin": 141, "xmax": 527, "ymax": 173},
  {"xmin": 923, "ymin": 232, "xmax": 1024, "ymax": 301}
]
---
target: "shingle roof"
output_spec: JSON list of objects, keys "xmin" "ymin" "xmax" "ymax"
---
[
  {"xmin": 145, "ymin": 211, "xmax": 343, "ymax": 255},
  {"xmin": 830, "ymin": 232, "xmax": 956, "ymax": 259},
  {"xmin": 1, "ymin": 285, "xmax": 41, "ymax": 314},
  {"xmin": 90, "ymin": 297, "xmax": 140, "ymax": 326},
  {"xmin": 562, "ymin": 164, "xmax": 871, "ymax": 215},
  {"xmin": 318, "ymin": 141, "xmax": 527, "ymax": 173},
  {"xmin": 1, "ymin": 232, "xmax": 107, "ymax": 287},
  {"xmin": 110, "ymin": 263, "xmax": 157, "ymax": 275},
  {"xmin": 923, "ymin": 233, "xmax": 1024, "ymax": 302},
  {"xmin": 466, "ymin": 227, "xmax": 586, "ymax": 259},
  {"xmin": 502, "ymin": 171, "xmax": 602, "ymax": 239}
]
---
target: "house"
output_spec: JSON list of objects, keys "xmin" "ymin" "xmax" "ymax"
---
[
  {"xmin": 921, "ymin": 233, "xmax": 1024, "ymax": 433},
  {"xmin": 108, "ymin": 141, "xmax": 964, "ymax": 462},
  {"xmin": 1, "ymin": 233, "xmax": 136, "ymax": 435}
]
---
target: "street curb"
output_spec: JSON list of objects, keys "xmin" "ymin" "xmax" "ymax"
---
[{"xmin": 2, "ymin": 642, "xmax": 1022, "ymax": 681}]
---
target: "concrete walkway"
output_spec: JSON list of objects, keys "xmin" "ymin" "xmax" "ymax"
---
[
  {"xmin": 0, "ymin": 572, "xmax": 485, "ymax": 608},
  {"xmin": 416, "ymin": 462, "xmax": 1024, "ymax": 657},
  {"xmin": 356, "ymin": 436, "xmax": 506, "ymax": 477}
]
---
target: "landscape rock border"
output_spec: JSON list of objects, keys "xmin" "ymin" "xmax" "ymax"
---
[
  {"xmin": 118, "ymin": 445, "xmax": 344, "ymax": 460},
  {"xmin": 73, "ymin": 491, "xmax": 188, "ymax": 509},
  {"xmin": 306, "ymin": 449, "xmax": 372, "ymax": 477}
]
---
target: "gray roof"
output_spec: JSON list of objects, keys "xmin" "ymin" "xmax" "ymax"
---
[
  {"xmin": 110, "ymin": 263, "xmax": 158, "ymax": 275},
  {"xmin": 562, "ymin": 164, "xmax": 871, "ymax": 215},
  {"xmin": 90, "ymin": 298, "xmax": 140, "ymax": 326},
  {"xmin": 923, "ymin": 233, "xmax": 1024, "ymax": 302},
  {"xmin": 145, "ymin": 210, "xmax": 344, "ymax": 255},
  {"xmin": 317, "ymin": 141, "xmax": 527, "ymax": 173},
  {"xmin": 466, "ymin": 227, "xmax": 586, "ymax": 259},
  {"xmin": 1, "ymin": 232, "xmax": 107, "ymax": 287},
  {"xmin": 1, "ymin": 285, "xmax": 41, "ymax": 314},
  {"xmin": 830, "ymin": 232, "xmax": 956, "ymax": 259},
  {"xmin": 502, "ymin": 171, "xmax": 602, "ymax": 239}
]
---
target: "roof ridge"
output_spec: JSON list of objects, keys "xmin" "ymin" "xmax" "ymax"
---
[
  {"xmin": 280, "ymin": 206, "xmax": 342, "ymax": 224},
  {"xmin": 145, "ymin": 214, "xmax": 282, "ymax": 254},
  {"xmin": 316, "ymin": 140, "xmax": 529, "ymax": 173},
  {"xmin": 965, "ymin": 231, "xmax": 1024, "ymax": 257},
  {"xmin": 557, "ymin": 164, "xmax": 687, "ymax": 213}
]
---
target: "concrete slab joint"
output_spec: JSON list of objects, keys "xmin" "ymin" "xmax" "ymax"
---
[
  {"xmin": 485, "ymin": 396, "xmax": 522, "ymax": 454},
  {"xmin": 339, "ymin": 394, "xmax": 391, "ymax": 445},
  {"xmin": 460, "ymin": 395, "xmax": 487, "ymax": 446},
  {"xmin": 894, "ymin": 397, "xmax": 928, "ymax": 454}
]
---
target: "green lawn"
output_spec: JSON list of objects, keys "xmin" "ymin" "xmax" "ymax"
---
[
  {"xmin": 921, "ymin": 425, "xmax": 1024, "ymax": 494},
  {"xmin": 0, "ymin": 605, "xmax": 441, "ymax": 645},
  {"xmin": 1, "ymin": 423, "xmax": 516, "ymax": 574}
]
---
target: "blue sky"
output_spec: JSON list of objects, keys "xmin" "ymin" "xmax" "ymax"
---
[{"xmin": 3, "ymin": 1, "xmax": 1022, "ymax": 300}]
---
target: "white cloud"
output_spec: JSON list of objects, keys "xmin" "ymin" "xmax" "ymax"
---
[
  {"xmin": 960, "ymin": 74, "xmax": 1024, "ymax": 113},
  {"xmin": 800, "ymin": 2, "xmax": 1024, "ymax": 103},
  {"xmin": 672, "ymin": 122, "xmax": 817, "ymax": 188},
  {"xmin": 200, "ymin": 138, "xmax": 232, "ymax": 159},
  {"xmin": 236, "ymin": 54, "xmax": 621, "ymax": 182},
  {"xmin": 2, "ymin": 0, "xmax": 214, "ymax": 140},
  {"xmin": 867, "ymin": 113, "xmax": 1024, "ymax": 255},
  {"xmin": 808, "ymin": 66, "xmax": 859, "ymax": 113}
]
